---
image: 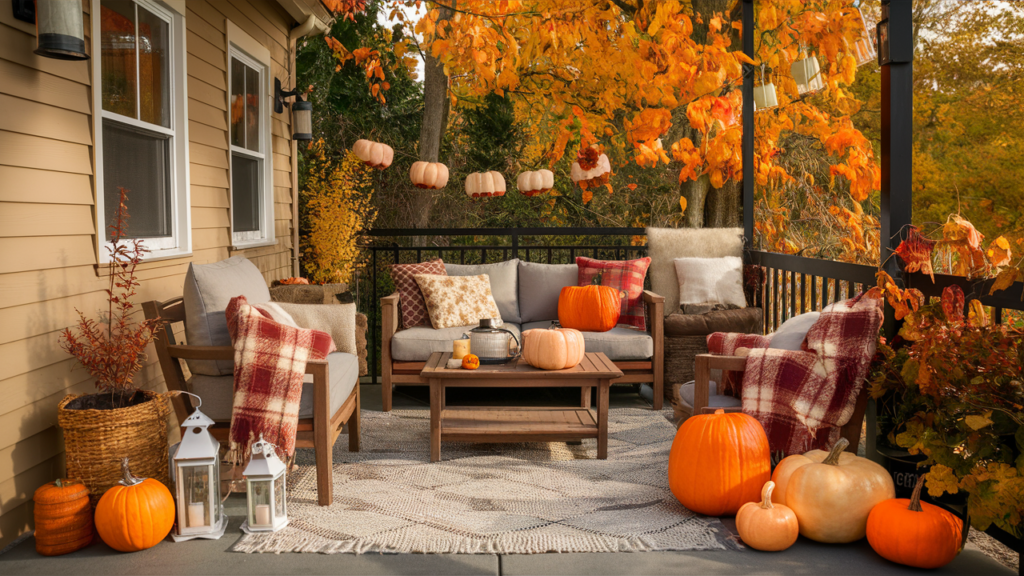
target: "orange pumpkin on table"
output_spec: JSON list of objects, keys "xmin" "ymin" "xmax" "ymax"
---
[
  {"xmin": 522, "ymin": 327, "xmax": 585, "ymax": 370},
  {"xmin": 95, "ymin": 458, "xmax": 175, "ymax": 552},
  {"xmin": 461, "ymin": 354, "xmax": 480, "ymax": 370},
  {"xmin": 33, "ymin": 479, "xmax": 93, "ymax": 556},
  {"xmin": 668, "ymin": 409, "xmax": 771, "ymax": 516},
  {"xmin": 735, "ymin": 481, "xmax": 799, "ymax": 552},
  {"xmin": 558, "ymin": 285, "xmax": 621, "ymax": 332},
  {"xmin": 867, "ymin": 475, "xmax": 963, "ymax": 569}
]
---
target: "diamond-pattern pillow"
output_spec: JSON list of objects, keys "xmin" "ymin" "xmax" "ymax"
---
[
  {"xmin": 576, "ymin": 256, "xmax": 652, "ymax": 331},
  {"xmin": 390, "ymin": 258, "xmax": 446, "ymax": 328},
  {"xmin": 414, "ymin": 274, "xmax": 502, "ymax": 330}
]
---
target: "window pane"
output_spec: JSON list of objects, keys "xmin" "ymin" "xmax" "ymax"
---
[
  {"xmin": 137, "ymin": 6, "xmax": 169, "ymax": 127},
  {"xmin": 230, "ymin": 58, "xmax": 245, "ymax": 148},
  {"xmin": 232, "ymin": 154, "xmax": 261, "ymax": 233},
  {"xmin": 100, "ymin": 1, "xmax": 137, "ymax": 118},
  {"xmin": 245, "ymin": 63, "xmax": 260, "ymax": 152},
  {"xmin": 103, "ymin": 121, "xmax": 173, "ymax": 240}
]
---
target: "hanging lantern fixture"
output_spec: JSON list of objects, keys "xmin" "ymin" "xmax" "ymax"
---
[
  {"xmin": 274, "ymin": 78, "xmax": 312, "ymax": 141},
  {"xmin": 14, "ymin": 0, "xmax": 89, "ymax": 60}
]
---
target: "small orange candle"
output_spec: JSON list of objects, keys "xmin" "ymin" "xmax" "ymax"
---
[{"xmin": 453, "ymin": 339, "xmax": 471, "ymax": 360}]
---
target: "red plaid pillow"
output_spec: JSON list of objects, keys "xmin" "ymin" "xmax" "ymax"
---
[
  {"xmin": 576, "ymin": 256, "xmax": 652, "ymax": 331},
  {"xmin": 390, "ymin": 258, "xmax": 446, "ymax": 328}
]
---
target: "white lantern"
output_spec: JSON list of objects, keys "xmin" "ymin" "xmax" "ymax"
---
[
  {"xmin": 753, "ymin": 84, "xmax": 779, "ymax": 111},
  {"xmin": 171, "ymin": 395, "xmax": 227, "ymax": 541},
  {"xmin": 792, "ymin": 55, "xmax": 825, "ymax": 95},
  {"xmin": 242, "ymin": 435, "xmax": 288, "ymax": 533}
]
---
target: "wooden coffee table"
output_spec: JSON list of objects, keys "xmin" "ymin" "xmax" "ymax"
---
[{"xmin": 420, "ymin": 352, "xmax": 623, "ymax": 462}]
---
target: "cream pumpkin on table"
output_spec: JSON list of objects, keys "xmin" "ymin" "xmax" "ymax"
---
[{"xmin": 522, "ymin": 327, "xmax": 585, "ymax": 370}]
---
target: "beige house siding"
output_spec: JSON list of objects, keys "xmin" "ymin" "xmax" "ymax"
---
[{"xmin": 0, "ymin": 0, "xmax": 306, "ymax": 548}]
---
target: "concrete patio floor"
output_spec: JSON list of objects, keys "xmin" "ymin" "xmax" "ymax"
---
[{"xmin": 0, "ymin": 384, "xmax": 1014, "ymax": 576}]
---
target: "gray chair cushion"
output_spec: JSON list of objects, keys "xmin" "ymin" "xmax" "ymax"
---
[
  {"xmin": 444, "ymin": 260, "xmax": 521, "ymax": 323},
  {"xmin": 391, "ymin": 323, "xmax": 521, "ymax": 362},
  {"xmin": 517, "ymin": 261, "xmax": 578, "ymax": 323},
  {"xmin": 521, "ymin": 321, "xmax": 653, "ymax": 361},
  {"xmin": 768, "ymin": 312, "xmax": 820, "ymax": 351},
  {"xmin": 676, "ymin": 380, "xmax": 742, "ymax": 411},
  {"xmin": 188, "ymin": 352, "xmax": 358, "ymax": 421},
  {"xmin": 183, "ymin": 256, "xmax": 271, "ymax": 376}
]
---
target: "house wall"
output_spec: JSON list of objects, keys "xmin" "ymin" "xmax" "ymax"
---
[{"xmin": 0, "ymin": 0, "xmax": 301, "ymax": 549}]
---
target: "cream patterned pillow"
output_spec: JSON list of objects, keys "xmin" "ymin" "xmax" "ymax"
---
[{"xmin": 414, "ymin": 274, "xmax": 502, "ymax": 329}]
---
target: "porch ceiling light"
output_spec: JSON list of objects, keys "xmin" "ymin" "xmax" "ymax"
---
[
  {"xmin": 24, "ymin": 0, "xmax": 90, "ymax": 61},
  {"xmin": 274, "ymin": 78, "xmax": 312, "ymax": 141}
]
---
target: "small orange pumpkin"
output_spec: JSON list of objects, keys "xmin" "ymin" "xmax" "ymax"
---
[
  {"xmin": 278, "ymin": 277, "xmax": 309, "ymax": 285},
  {"xmin": 669, "ymin": 409, "xmax": 771, "ymax": 516},
  {"xmin": 522, "ymin": 327, "xmax": 585, "ymax": 370},
  {"xmin": 95, "ymin": 458, "xmax": 175, "ymax": 552},
  {"xmin": 867, "ymin": 475, "xmax": 963, "ymax": 569},
  {"xmin": 33, "ymin": 479, "xmax": 93, "ymax": 556},
  {"xmin": 736, "ymin": 481, "xmax": 800, "ymax": 552},
  {"xmin": 558, "ymin": 285, "xmax": 621, "ymax": 332},
  {"xmin": 461, "ymin": 354, "xmax": 480, "ymax": 370}
]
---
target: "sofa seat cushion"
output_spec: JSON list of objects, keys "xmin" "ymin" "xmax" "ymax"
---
[
  {"xmin": 391, "ymin": 324, "xmax": 522, "ymax": 362},
  {"xmin": 521, "ymin": 321, "xmax": 652, "ymax": 361},
  {"xmin": 188, "ymin": 352, "xmax": 358, "ymax": 421},
  {"xmin": 664, "ymin": 307, "xmax": 763, "ymax": 337}
]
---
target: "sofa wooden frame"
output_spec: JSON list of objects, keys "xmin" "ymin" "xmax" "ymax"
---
[
  {"xmin": 143, "ymin": 296, "xmax": 360, "ymax": 506},
  {"xmin": 380, "ymin": 290, "xmax": 665, "ymax": 411}
]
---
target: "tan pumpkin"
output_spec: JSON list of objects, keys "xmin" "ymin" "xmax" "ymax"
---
[
  {"xmin": 465, "ymin": 171, "xmax": 506, "ymax": 198},
  {"xmin": 736, "ymin": 481, "xmax": 799, "ymax": 552},
  {"xmin": 516, "ymin": 169, "xmax": 554, "ymax": 197},
  {"xmin": 33, "ymin": 479, "xmax": 93, "ymax": 556},
  {"xmin": 774, "ymin": 438, "xmax": 895, "ymax": 543},
  {"xmin": 522, "ymin": 327, "xmax": 585, "ymax": 370},
  {"xmin": 410, "ymin": 161, "xmax": 450, "ymax": 190},
  {"xmin": 352, "ymin": 139, "xmax": 394, "ymax": 169}
]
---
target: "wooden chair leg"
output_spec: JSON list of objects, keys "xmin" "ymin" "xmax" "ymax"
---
[
  {"xmin": 313, "ymin": 366, "xmax": 332, "ymax": 506},
  {"xmin": 382, "ymin": 372, "xmax": 393, "ymax": 412},
  {"xmin": 349, "ymin": 384, "xmax": 361, "ymax": 452}
]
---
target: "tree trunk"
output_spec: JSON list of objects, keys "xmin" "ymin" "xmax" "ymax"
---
[
  {"xmin": 682, "ymin": 175, "xmax": 711, "ymax": 228},
  {"xmin": 410, "ymin": 1, "xmax": 454, "ymax": 229},
  {"xmin": 705, "ymin": 178, "xmax": 742, "ymax": 227}
]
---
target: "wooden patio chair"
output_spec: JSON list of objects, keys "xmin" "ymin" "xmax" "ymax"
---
[{"xmin": 143, "ymin": 296, "xmax": 360, "ymax": 506}]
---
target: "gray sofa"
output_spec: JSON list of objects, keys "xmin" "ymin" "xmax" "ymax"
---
[{"xmin": 381, "ymin": 259, "xmax": 665, "ymax": 410}]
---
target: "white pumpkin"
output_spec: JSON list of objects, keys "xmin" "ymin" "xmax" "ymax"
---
[
  {"xmin": 570, "ymin": 153, "xmax": 611, "ymax": 183},
  {"xmin": 352, "ymin": 139, "xmax": 394, "ymax": 169},
  {"xmin": 410, "ymin": 161, "xmax": 449, "ymax": 190},
  {"xmin": 465, "ymin": 171, "xmax": 506, "ymax": 198},
  {"xmin": 516, "ymin": 169, "xmax": 554, "ymax": 197}
]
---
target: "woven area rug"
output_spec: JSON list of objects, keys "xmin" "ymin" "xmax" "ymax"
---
[{"xmin": 233, "ymin": 407, "xmax": 735, "ymax": 554}]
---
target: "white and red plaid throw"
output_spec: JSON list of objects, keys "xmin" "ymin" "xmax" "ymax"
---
[
  {"xmin": 708, "ymin": 293, "xmax": 882, "ymax": 454},
  {"xmin": 226, "ymin": 296, "xmax": 335, "ymax": 464}
]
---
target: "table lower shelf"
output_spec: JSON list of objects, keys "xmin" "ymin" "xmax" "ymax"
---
[{"xmin": 440, "ymin": 407, "xmax": 599, "ymax": 443}]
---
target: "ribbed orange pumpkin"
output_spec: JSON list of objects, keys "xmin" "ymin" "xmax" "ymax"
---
[
  {"xmin": 522, "ymin": 327, "xmax": 585, "ymax": 370},
  {"xmin": 557, "ymin": 285, "xmax": 621, "ymax": 332},
  {"xmin": 735, "ymin": 481, "xmax": 799, "ymax": 552},
  {"xmin": 95, "ymin": 458, "xmax": 175, "ymax": 552},
  {"xmin": 668, "ymin": 409, "xmax": 771, "ymax": 516},
  {"xmin": 867, "ymin": 476, "xmax": 963, "ymax": 569},
  {"xmin": 33, "ymin": 479, "xmax": 93, "ymax": 556}
]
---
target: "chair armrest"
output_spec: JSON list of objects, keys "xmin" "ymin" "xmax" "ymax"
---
[
  {"xmin": 382, "ymin": 291, "xmax": 400, "ymax": 338},
  {"xmin": 642, "ymin": 291, "xmax": 664, "ymax": 335},
  {"xmin": 692, "ymin": 354, "xmax": 748, "ymax": 415},
  {"xmin": 642, "ymin": 290, "xmax": 665, "ymax": 304},
  {"xmin": 167, "ymin": 345, "xmax": 234, "ymax": 361}
]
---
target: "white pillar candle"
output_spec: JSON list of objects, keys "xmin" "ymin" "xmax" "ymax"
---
[
  {"xmin": 255, "ymin": 503, "xmax": 271, "ymax": 526},
  {"xmin": 187, "ymin": 502, "xmax": 206, "ymax": 527},
  {"xmin": 453, "ymin": 339, "xmax": 470, "ymax": 360}
]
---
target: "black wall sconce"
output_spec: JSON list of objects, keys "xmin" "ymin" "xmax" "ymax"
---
[
  {"xmin": 274, "ymin": 78, "xmax": 312, "ymax": 141},
  {"xmin": 14, "ymin": 0, "xmax": 90, "ymax": 61}
]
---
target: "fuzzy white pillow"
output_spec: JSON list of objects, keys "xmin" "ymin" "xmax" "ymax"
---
[{"xmin": 673, "ymin": 256, "xmax": 747, "ymax": 310}]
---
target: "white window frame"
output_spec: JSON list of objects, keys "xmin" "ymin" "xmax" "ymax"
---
[
  {"xmin": 91, "ymin": 0, "xmax": 191, "ymax": 262},
  {"xmin": 227, "ymin": 22, "xmax": 275, "ymax": 249}
]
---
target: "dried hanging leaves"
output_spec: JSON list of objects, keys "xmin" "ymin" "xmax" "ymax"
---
[{"xmin": 894, "ymin": 226, "xmax": 937, "ymax": 282}]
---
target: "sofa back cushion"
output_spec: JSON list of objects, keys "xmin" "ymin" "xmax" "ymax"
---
[
  {"xmin": 415, "ymin": 273, "xmax": 503, "ymax": 329},
  {"xmin": 183, "ymin": 256, "xmax": 271, "ymax": 375},
  {"xmin": 444, "ymin": 259, "xmax": 521, "ymax": 323},
  {"xmin": 517, "ymin": 262, "xmax": 578, "ymax": 323},
  {"xmin": 576, "ymin": 256, "xmax": 652, "ymax": 331},
  {"xmin": 646, "ymin": 227, "xmax": 744, "ymax": 316},
  {"xmin": 674, "ymin": 256, "xmax": 747, "ymax": 309},
  {"xmin": 391, "ymin": 258, "xmax": 446, "ymax": 328}
]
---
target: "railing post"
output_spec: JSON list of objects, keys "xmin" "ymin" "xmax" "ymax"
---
[
  {"xmin": 742, "ymin": 0, "xmax": 755, "ymax": 250},
  {"xmin": 512, "ymin": 232, "xmax": 519, "ymax": 260}
]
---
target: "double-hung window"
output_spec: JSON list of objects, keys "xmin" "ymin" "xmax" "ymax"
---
[
  {"xmin": 93, "ymin": 0, "xmax": 189, "ymax": 259},
  {"xmin": 228, "ymin": 27, "xmax": 274, "ymax": 248}
]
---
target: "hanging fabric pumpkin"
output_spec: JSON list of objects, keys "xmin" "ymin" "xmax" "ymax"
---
[
  {"xmin": 95, "ymin": 458, "xmax": 175, "ymax": 552},
  {"xmin": 669, "ymin": 409, "xmax": 771, "ymax": 516},
  {"xmin": 352, "ymin": 139, "xmax": 394, "ymax": 169},
  {"xmin": 522, "ymin": 327, "xmax": 585, "ymax": 370},
  {"xmin": 736, "ymin": 481, "xmax": 800, "ymax": 552},
  {"xmin": 557, "ymin": 285, "xmax": 621, "ymax": 332},
  {"xmin": 33, "ymin": 479, "xmax": 93, "ymax": 556},
  {"xmin": 867, "ymin": 475, "xmax": 964, "ymax": 569},
  {"xmin": 410, "ymin": 161, "xmax": 450, "ymax": 190},
  {"xmin": 517, "ymin": 169, "xmax": 554, "ymax": 197},
  {"xmin": 465, "ymin": 171, "xmax": 507, "ymax": 198}
]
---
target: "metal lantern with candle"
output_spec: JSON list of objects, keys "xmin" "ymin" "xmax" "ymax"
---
[
  {"xmin": 242, "ymin": 435, "xmax": 288, "ymax": 533},
  {"xmin": 171, "ymin": 394, "xmax": 227, "ymax": 541}
]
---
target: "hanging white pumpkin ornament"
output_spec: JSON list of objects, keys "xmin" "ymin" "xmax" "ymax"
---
[
  {"xmin": 465, "ymin": 171, "xmax": 507, "ymax": 198},
  {"xmin": 352, "ymin": 139, "xmax": 394, "ymax": 169},
  {"xmin": 570, "ymin": 146, "xmax": 611, "ymax": 188},
  {"xmin": 409, "ymin": 161, "xmax": 450, "ymax": 190},
  {"xmin": 517, "ymin": 169, "xmax": 554, "ymax": 197}
]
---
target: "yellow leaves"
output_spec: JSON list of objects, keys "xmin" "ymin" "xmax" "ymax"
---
[
  {"xmin": 625, "ymin": 108, "xmax": 672, "ymax": 143},
  {"xmin": 670, "ymin": 137, "xmax": 702, "ymax": 183},
  {"xmin": 939, "ymin": 214, "xmax": 989, "ymax": 279},
  {"xmin": 989, "ymin": 267, "xmax": 1022, "ymax": 295},
  {"xmin": 634, "ymin": 138, "xmax": 669, "ymax": 168},
  {"xmin": 988, "ymin": 236, "xmax": 1012, "ymax": 268},
  {"xmin": 968, "ymin": 299, "xmax": 988, "ymax": 327},
  {"xmin": 679, "ymin": 196, "xmax": 687, "ymax": 214},
  {"xmin": 840, "ymin": 54, "xmax": 857, "ymax": 85},
  {"xmin": 924, "ymin": 465, "xmax": 961, "ymax": 498},
  {"xmin": 965, "ymin": 412, "xmax": 994, "ymax": 431},
  {"xmin": 582, "ymin": 189, "xmax": 593, "ymax": 204}
]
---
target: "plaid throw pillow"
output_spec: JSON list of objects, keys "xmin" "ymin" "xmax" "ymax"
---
[
  {"xmin": 390, "ymin": 258, "xmax": 446, "ymax": 328},
  {"xmin": 576, "ymin": 256, "xmax": 652, "ymax": 331}
]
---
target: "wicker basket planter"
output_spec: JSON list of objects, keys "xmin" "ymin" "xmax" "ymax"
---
[{"xmin": 57, "ymin": 390, "xmax": 170, "ymax": 506}]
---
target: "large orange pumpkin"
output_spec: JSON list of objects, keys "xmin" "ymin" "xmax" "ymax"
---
[
  {"xmin": 95, "ymin": 458, "xmax": 175, "ymax": 552},
  {"xmin": 522, "ymin": 327, "xmax": 585, "ymax": 370},
  {"xmin": 558, "ymin": 285, "xmax": 621, "ymax": 332},
  {"xmin": 867, "ymin": 475, "xmax": 963, "ymax": 569},
  {"xmin": 668, "ymin": 409, "xmax": 771, "ymax": 516},
  {"xmin": 33, "ymin": 479, "xmax": 93, "ymax": 556},
  {"xmin": 735, "ymin": 481, "xmax": 799, "ymax": 552}
]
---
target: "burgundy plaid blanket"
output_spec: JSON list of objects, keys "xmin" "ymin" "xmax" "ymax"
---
[
  {"xmin": 708, "ymin": 293, "xmax": 882, "ymax": 454},
  {"xmin": 226, "ymin": 296, "xmax": 335, "ymax": 464}
]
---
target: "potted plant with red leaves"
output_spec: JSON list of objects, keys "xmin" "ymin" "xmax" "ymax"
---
[{"xmin": 57, "ymin": 187, "xmax": 170, "ymax": 505}]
